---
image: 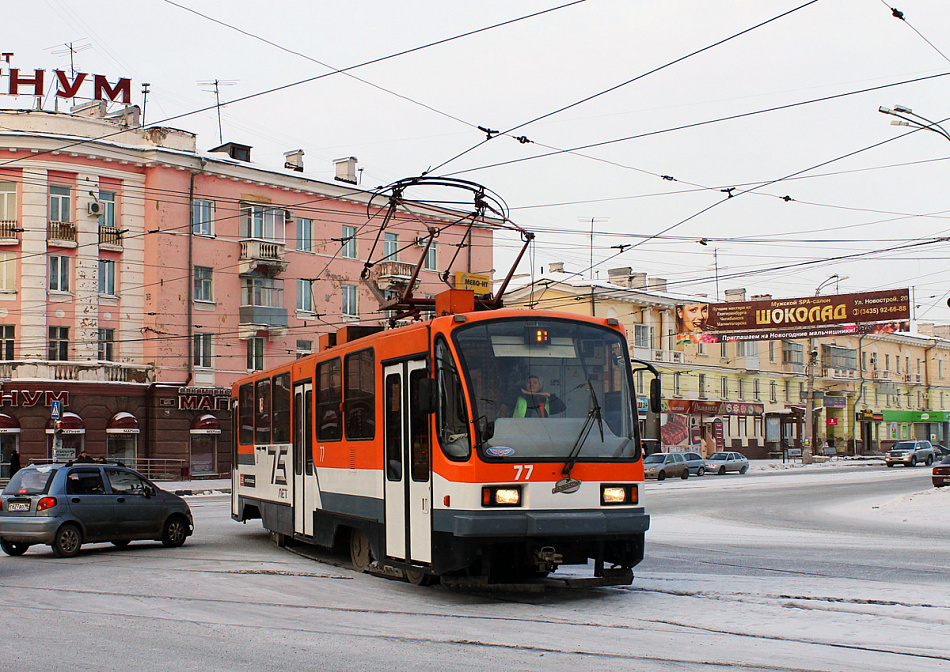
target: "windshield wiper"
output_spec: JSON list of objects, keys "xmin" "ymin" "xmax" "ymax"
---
[{"xmin": 562, "ymin": 381, "xmax": 604, "ymax": 479}]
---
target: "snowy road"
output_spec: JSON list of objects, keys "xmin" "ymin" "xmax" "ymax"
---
[{"xmin": 0, "ymin": 464, "xmax": 947, "ymax": 671}]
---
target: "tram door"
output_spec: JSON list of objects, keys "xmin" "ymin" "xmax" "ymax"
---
[
  {"xmin": 383, "ymin": 359, "xmax": 432, "ymax": 564},
  {"xmin": 293, "ymin": 381, "xmax": 313, "ymax": 537}
]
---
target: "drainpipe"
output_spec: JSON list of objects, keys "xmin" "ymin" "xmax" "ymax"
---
[
  {"xmin": 184, "ymin": 161, "xmax": 205, "ymax": 386},
  {"xmin": 924, "ymin": 339, "xmax": 937, "ymax": 440},
  {"xmin": 854, "ymin": 335, "xmax": 867, "ymax": 456}
]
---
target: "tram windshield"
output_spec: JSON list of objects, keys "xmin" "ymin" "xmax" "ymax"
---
[{"xmin": 452, "ymin": 318, "xmax": 638, "ymax": 462}]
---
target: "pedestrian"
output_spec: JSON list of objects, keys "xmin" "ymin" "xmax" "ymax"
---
[
  {"xmin": 76, "ymin": 450, "xmax": 94, "ymax": 463},
  {"xmin": 9, "ymin": 448, "xmax": 20, "ymax": 476}
]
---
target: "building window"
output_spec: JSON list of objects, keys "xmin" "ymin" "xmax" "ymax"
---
[
  {"xmin": 721, "ymin": 377, "xmax": 729, "ymax": 399},
  {"xmin": 49, "ymin": 255, "xmax": 70, "ymax": 292},
  {"xmin": 738, "ymin": 416, "xmax": 747, "ymax": 437},
  {"xmin": 49, "ymin": 185, "xmax": 71, "ymax": 222},
  {"xmin": 896, "ymin": 356, "xmax": 901, "ymax": 374},
  {"xmin": 341, "ymin": 225, "xmax": 357, "ymax": 259},
  {"xmin": 673, "ymin": 372, "xmax": 682, "ymax": 396},
  {"xmin": 49, "ymin": 326, "xmax": 69, "ymax": 361},
  {"xmin": 296, "ymin": 340, "xmax": 312, "ymax": 359},
  {"xmin": 0, "ymin": 325, "xmax": 13, "ymax": 360},
  {"xmin": 785, "ymin": 380, "xmax": 792, "ymax": 402},
  {"xmin": 753, "ymin": 378, "xmax": 760, "ymax": 400},
  {"xmin": 0, "ymin": 181, "xmax": 16, "ymax": 223},
  {"xmin": 240, "ymin": 203, "xmax": 286, "ymax": 242},
  {"xmin": 297, "ymin": 278, "xmax": 314, "ymax": 312},
  {"xmin": 770, "ymin": 380, "xmax": 777, "ymax": 402},
  {"xmin": 98, "ymin": 328, "xmax": 115, "ymax": 361},
  {"xmin": 799, "ymin": 382, "xmax": 806, "ymax": 402},
  {"xmin": 384, "ymin": 232, "xmax": 399, "ymax": 261},
  {"xmin": 98, "ymin": 191, "xmax": 116, "ymax": 228},
  {"xmin": 98, "ymin": 259, "xmax": 116, "ymax": 296},
  {"xmin": 782, "ymin": 341, "xmax": 804, "ymax": 364},
  {"xmin": 297, "ymin": 218, "xmax": 313, "ymax": 252},
  {"xmin": 342, "ymin": 284, "xmax": 358, "ymax": 318},
  {"xmin": 699, "ymin": 374, "xmax": 707, "ymax": 398},
  {"xmin": 736, "ymin": 341, "xmax": 758, "ymax": 357},
  {"xmin": 824, "ymin": 345, "xmax": 857, "ymax": 371},
  {"xmin": 0, "ymin": 252, "xmax": 15, "ymax": 292},
  {"xmin": 768, "ymin": 341, "xmax": 775, "ymax": 362},
  {"xmin": 241, "ymin": 277, "xmax": 283, "ymax": 308},
  {"xmin": 737, "ymin": 378, "xmax": 744, "ymax": 399},
  {"xmin": 720, "ymin": 342, "xmax": 728, "ymax": 358},
  {"xmin": 886, "ymin": 354, "xmax": 891, "ymax": 371},
  {"xmin": 424, "ymin": 240, "xmax": 438, "ymax": 271},
  {"xmin": 697, "ymin": 341, "xmax": 706, "ymax": 355},
  {"xmin": 194, "ymin": 333, "xmax": 212, "ymax": 368},
  {"xmin": 192, "ymin": 199, "xmax": 215, "ymax": 236},
  {"xmin": 194, "ymin": 266, "xmax": 213, "ymax": 302},
  {"xmin": 634, "ymin": 324, "xmax": 652, "ymax": 349},
  {"xmin": 247, "ymin": 337, "xmax": 265, "ymax": 372}
]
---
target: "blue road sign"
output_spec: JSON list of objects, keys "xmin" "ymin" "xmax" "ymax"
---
[{"xmin": 51, "ymin": 400, "xmax": 62, "ymax": 419}]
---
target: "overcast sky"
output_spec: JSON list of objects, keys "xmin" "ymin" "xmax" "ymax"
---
[{"xmin": 6, "ymin": 0, "xmax": 950, "ymax": 322}]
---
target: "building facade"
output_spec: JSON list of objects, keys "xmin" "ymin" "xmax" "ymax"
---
[{"xmin": 0, "ymin": 107, "xmax": 491, "ymax": 478}]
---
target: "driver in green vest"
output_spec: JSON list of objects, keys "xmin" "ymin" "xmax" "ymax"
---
[{"xmin": 513, "ymin": 375, "xmax": 566, "ymax": 418}]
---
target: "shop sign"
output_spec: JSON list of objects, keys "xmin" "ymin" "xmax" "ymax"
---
[
  {"xmin": 823, "ymin": 396, "xmax": 847, "ymax": 408},
  {"xmin": 454, "ymin": 272, "xmax": 491, "ymax": 294},
  {"xmin": 662, "ymin": 399, "xmax": 763, "ymax": 416},
  {"xmin": 178, "ymin": 387, "xmax": 230, "ymax": 411},
  {"xmin": 0, "ymin": 388, "xmax": 68, "ymax": 408},
  {"xmin": 856, "ymin": 410, "xmax": 883, "ymax": 421},
  {"xmin": 1, "ymin": 53, "xmax": 131, "ymax": 103},
  {"xmin": 826, "ymin": 418, "xmax": 838, "ymax": 425}
]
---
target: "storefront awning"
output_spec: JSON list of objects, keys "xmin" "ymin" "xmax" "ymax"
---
[
  {"xmin": 46, "ymin": 411, "xmax": 85, "ymax": 434},
  {"xmin": 190, "ymin": 414, "xmax": 221, "ymax": 434},
  {"xmin": 0, "ymin": 412, "xmax": 21, "ymax": 434},
  {"xmin": 107, "ymin": 412, "xmax": 140, "ymax": 434}
]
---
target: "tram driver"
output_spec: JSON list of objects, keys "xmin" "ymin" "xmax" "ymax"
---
[{"xmin": 512, "ymin": 375, "xmax": 566, "ymax": 418}]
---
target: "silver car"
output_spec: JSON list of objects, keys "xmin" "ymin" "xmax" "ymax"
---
[
  {"xmin": 682, "ymin": 451, "xmax": 707, "ymax": 476},
  {"xmin": 706, "ymin": 451, "xmax": 750, "ymax": 475},
  {"xmin": 643, "ymin": 453, "xmax": 690, "ymax": 481},
  {"xmin": 1, "ymin": 462, "xmax": 193, "ymax": 558}
]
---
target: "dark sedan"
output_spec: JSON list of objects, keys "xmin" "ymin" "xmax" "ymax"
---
[{"xmin": 934, "ymin": 455, "xmax": 950, "ymax": 488}]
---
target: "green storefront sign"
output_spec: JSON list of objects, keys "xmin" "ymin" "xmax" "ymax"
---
[{"xmin": 880, "ymin": 410, "xmax": 948, "ymax": 441}]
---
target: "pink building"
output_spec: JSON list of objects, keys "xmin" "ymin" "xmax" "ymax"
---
[{"xmin": 0, "ymin": 107, "xmax": 492, "ymax": 478}]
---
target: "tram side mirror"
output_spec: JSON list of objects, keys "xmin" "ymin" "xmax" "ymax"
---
[
  {"xmin": 415, "ymin": 378, "xmax": 438, "ymax": 414},
  {"xmin": 649, "ymin": 378, "xmax": 661, "ymax": 414}
]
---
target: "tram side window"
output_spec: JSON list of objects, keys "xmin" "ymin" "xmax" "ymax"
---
[
  {"xmin": 344, "ymin": 348, "xmax": 375, "ymax": 441},
  {"xmin": 385, "ymin": 373, "xmax": 401, "ymax": 480},
  {"xmin": 239, "ymin": 383, "xmax": 254, "ymax": 445},
  {"xmin": 272, "ymin": 372, "xmax": 291, "ymax": 444},
  {"xmin": 317, "ymin": 358, "xmax": 342, "ymax": 441},
  {"xmin": 256, "ymin": 378, "xmax": 271, "ymax": 445},
  {"xmin": 435, "ymin": 337, "xmax": 470, "ymax": 460},
  {"xmin": 409, "ymin": 368, "xmax": 431, "ymax": 481}
]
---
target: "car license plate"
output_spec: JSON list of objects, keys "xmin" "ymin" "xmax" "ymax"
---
[{"xmin": 7, "ymin": 502, "xmax": 30, "ymax": 511}]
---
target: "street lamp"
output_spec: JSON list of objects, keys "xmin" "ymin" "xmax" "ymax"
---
[
  {"xmin": 803, "ymin": 274, "xmax": 847, "ymax": 461},
  {"xmin": 879, "ymin": 105, "xmax": 950, "ymax": 143}
]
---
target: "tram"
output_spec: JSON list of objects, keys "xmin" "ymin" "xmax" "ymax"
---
[{"xmin": 231, "ymin": 292, "xmax": 650, "ymax": 586}]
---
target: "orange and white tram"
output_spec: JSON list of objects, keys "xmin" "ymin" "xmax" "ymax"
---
[{"xmin": 231, "ymin": 305, "xmax": 650, "ymax": 585}]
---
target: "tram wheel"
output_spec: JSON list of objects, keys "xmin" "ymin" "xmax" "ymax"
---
[
  {"xmin": 349, "ymin": 528, "xmax": 371, "ymax": 572},
  {"xmin": 406, "ymin": 568, "xmax": 434, "ymax": 586}
]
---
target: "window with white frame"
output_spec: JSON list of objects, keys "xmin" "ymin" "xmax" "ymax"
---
[
  {"xmin": 799, "ymin": 382, "xmax": 806, "ymax": 401},
  {"xmin": 0, "ymin": 252, "xmax": 15, "ymax": 292},
  {"xmin": 241, "ymin": 276, "xmax": 283, "ymax": 308},
  {"xmin": 735, "ymin": 341, "xmax": 758, "ymax": 357},
  {"xmin": 341, "ymin": 225, "xmax": 357, "ymax": 258},
  {"xmin": 0, "ymin": 181, "xmax": 16, "ymax": 223},
  {"xmin": 697, "ymin": 341, "xmax": 706, "ymax": 355},
  {"xmin": 98, "ymin": 328, "xmax": 115, "ymax": 361},
  {"xmin": 48, "ymin": 326, "xmax": 69, "ymax": 361},
  {"xmin": 98, "ymin": 259, "xmax": 116, "ymax": 296},
  {"xmin": 721, "ymin": 377, "xmax": 729, "ymax": 398},
  {"xmin": 753, "ymin": 378, "xmax": 760, "ymax": 400},
  {"xmin": 633, "ymin": 324, "xmax": 652, "ymax": 349},
  {"xmin": 297, "ymin": 278, "xmax": 314, "ymax": 312},
  {"xmin": 296, "ymin": 340, "xmax": 313, "ymax": 359},
  {"xmin": 699, "ymin": 374, "xmax": 707, "ymax": 398},
  {"xmin": 383, "ymin": 232, "xmax": 399, "ymax": 261},
  {"xmin": 720, "ymin": 342, "xmax": 728, "ymax": 358},
  {"xmin": 424, "ymin": 240, "xmax": 438, "ymax": 270},
  {"xmin": 770, "ymin": 380, "xmax": 777, "ymax": 402},
  {"xmin": 737, "ymin": 378, "xmax": 744, "ymax": 399},
  {"xmin": 297, "ymin": 218, "xmax": 313, "ymax": 252},
  {"xmin": 192, "ymin": 199, "xmax": 215, "ymax": 236},
  {"xmin": 673, "ymin": 372, "xmax": 682, "ymax": 396},
  {"xmin": 98, "ymin": 191, "xmax": 116, "ymax": 228},
  {"xmin": 0, "ymin": 325, "xmax": 14, "ymax": 360},
  {"xmin": 768, "ymin": 341, "xmax": 775, "ymax": 362},
  {"xmin": 194, "ymin": 266, "xmax": 213, "ymax": 303},
  {"xmin": 49, "ymin": 185, "xmax": 71, "ymax": 222},
  {"xmin": 247, "ymin": 337, "xmax": 265, "ymax": 372},
  {"xmin": 194, "ymin": 333, "xmax": 212, "ymax": 368},
  {"xmin": 239, "ymin": 203, "xmax": 286, "ymax": 242},
  {"xmin": 342, "ymin": 284, "xmax": 358, "ymax": 318},
  {"xmin": 49, "ymin": 255, "xmax": 70, "ymax": 292}
]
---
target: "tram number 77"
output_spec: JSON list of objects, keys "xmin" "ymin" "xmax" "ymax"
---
[{"xmin": 513, "ymin": 464, "xmax": 533, "ymax": 480}]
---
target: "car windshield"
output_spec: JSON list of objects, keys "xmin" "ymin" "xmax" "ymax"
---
[
  {"xmin": 941, "ymin": 455, "xmax": 950, "ymax": 465},
  {"xmin": 3, "ymin": 467, "xmax": 57, "ymax": 495},
  {"xmin": 453, "ymin": 317, "xmax": 638, "ymax": 462},
  {"xmin": 709, "ymin": 452, "xmax": 728, "ymax": 460},
  {"xmin": 643, "ymin": 454, "xmax": 666, "ymax": 464},
  {"xmin": 891, "ymin": 442, "xmax": 916, "ymax": 450}
]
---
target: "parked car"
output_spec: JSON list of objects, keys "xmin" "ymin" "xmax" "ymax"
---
[
  {"xmin": 682, "ymin": 451, "xmax": 707, "ymax": 476},
  {"xmin": 706, "ymin": 451, "xmax": 750, "ymax": 475},
  {"xmin": 932, "ymin": 444, "xmax": 950, "ymax": 458},
  {"xmin": 933, "ymin": 455, "xmax": 950, "ymax": 488},
  {"xmin": 885, "ymin": 440, "xmax": 935, "ymax": 467},
  {"xmin": 0, "ymin": 462, "xmax": 193, "ymax": 558},
  {"xmin": 643, "ymin": 453, "xmax": 690, "ymax": 481}
]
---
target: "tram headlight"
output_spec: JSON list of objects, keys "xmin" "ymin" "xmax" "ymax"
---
[
  {"xmin": 601, "ymin": 484, "xmax": 637, "ymax": 505},
  {"xmin": 482, "ymin": 485, "xmax": 522, "ymax": 507}
]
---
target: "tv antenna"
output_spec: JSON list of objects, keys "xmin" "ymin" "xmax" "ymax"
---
[
  {"xmin": 47, "ymin": 40, "xmax": 91, "ymax": 109},
  {"xmin": 198, "ymin": 79, "xmax": 237, "ymax": 144}
]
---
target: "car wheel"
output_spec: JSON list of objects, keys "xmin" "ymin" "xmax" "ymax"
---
[
  {"xmin": 925, "ymin": 455, "xmax": 933, "ymax": 466},
  {"xmin": 718, "ymin": 466, "xmax": 726, "ymax": 475},
  {"xmin": 697, "ymin": 466, "xmax": 705, "ymax": 477},
  {"xmin": 909, "ymin": 456, "xmax": 917, "ymax": 467},
  {"xmin": 161, "ymin": 515, "xmax": 189, "ymax": 548},
  {"xmin": 739, "ymin": 465, "xmax": 748, "ymax": 474},
  {"xmin": 111, "ymin": 540, "xmax": 131, "ymax": 548},
  {"xmin": 680, "ymin": 469, "xmax": 689, "ymax": 480},
  {"xmin": 656, "ymin": 471, "xmax": 666, "ymax": 481},
  {"xmin": 52, "ymin": 524, "xmax": 82, "ymax": 558},
  {"xmin": 0, "ymin": 538, "xmax": 30, "ymax": 556},
  {"xmin": 886, "ymin": 463, "xmax": 894, "ymax": 467}
]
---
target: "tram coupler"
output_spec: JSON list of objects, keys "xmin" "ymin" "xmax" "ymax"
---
[{"xmin": 534, "ymin": 546, "xmax": 564, "ymax": 573}]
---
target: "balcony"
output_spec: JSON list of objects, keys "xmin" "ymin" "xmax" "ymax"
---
[
  {"xmin": 0, "ymin": 360, "xmax": 154, "ymax": 383},
  {"xmin": 652, "ymin": 349, "xmax": 685, "ymax": 364},
  {"xmin": 239, "ymin": 238, "xmax": 287, "ymax": 275},
  {"xmin": 822, "ymin": 367, "xmax": 857, "ymax": 380},
  {"xmin": 783, "ymin": 361, "xmax": 805, "ymax": 374},
  {"xmin": 371, "ymin": 261, "xmax": 418, "ymax": 291},
  {"xmin": 99, "ymin": 225, "xmax": 124, "ymax": 250},
  {"xmin": 905, "ymin": 373, "xmax": 922, "ymax": 383},
  {"xmin": 238, "ymin": 305, "xmax": 288, "ymax": 340},
  {"xmin": 872, "ymin": 370, "xmax": 891, "ymax": 380},
  {"xmin": 48, "ymin": 220, "xmax": 77, "ymax": 245},
  {"xmin": 0, "ymin": 220, "xmax": 21, "ymax": 244}
]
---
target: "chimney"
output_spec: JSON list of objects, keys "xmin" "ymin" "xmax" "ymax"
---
[
  {"xmin": 334, "ymin": 156, "xmax": 359, "ymax": 184},
  {"xmin": 750, "ymin": 294, "xmax": 772, "ymax": 301},
  {"xmin": 71, "ymin": 100, "xmax": 107, "ymax": 117},
  {"xmin": 932, "ymin": 325, "xmax": 950, "ymax": 339},
  {"xmin": 724, "ymin": 288, "xmax": 746, "ymax": 302},
  {"xmin": 917, "ymin": 323, "xmax": 935, "ymax": 336},
  {"xmin": 648, "ymin": 277, "xmax": 668, "ymax": 292},
  {"xmin": 607, "ymin": 267, "xmax": 631, "ymax": 287},
  {"xmin": 548, "ymin": 261, "xmax": 564, "ymax": 273},
  {"xmin": 284, "ymin": 149, "xmax": 304, "ymax": 172},
  {"xmin": 629, "ymin": 272, "xmax": 648, "ymax": 289},
  {"xmin": 210, "ymin": 142, "xmax": 252, "ymax": 162}
]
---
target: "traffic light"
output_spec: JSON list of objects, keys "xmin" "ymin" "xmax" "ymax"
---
[{"xmin": 54, "ymin": 420, "xmax": 63, "ymax": 436}]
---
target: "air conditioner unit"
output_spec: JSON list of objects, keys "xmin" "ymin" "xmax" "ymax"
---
[{"xmin": 87, "ymin": 201, "xmax": 102, "ymax": 216}]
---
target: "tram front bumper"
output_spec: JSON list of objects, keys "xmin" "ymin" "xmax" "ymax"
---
[{"xmin": 435, "ymin": 508, "xmax": 650, "ymax": 538}]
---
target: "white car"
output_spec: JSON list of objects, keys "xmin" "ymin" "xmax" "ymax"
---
[
  {"xmin": 885, "ymin": 440, "xmax": 935, "ymax": 468},
  {"xmin": 706, "ymin": 451, "xmax": 749, "ymax": 475}
]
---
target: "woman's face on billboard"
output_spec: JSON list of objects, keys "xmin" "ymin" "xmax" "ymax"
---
[{"xmin": 679, "ymin": 304, "xmax": 707, "ymax": 332}]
